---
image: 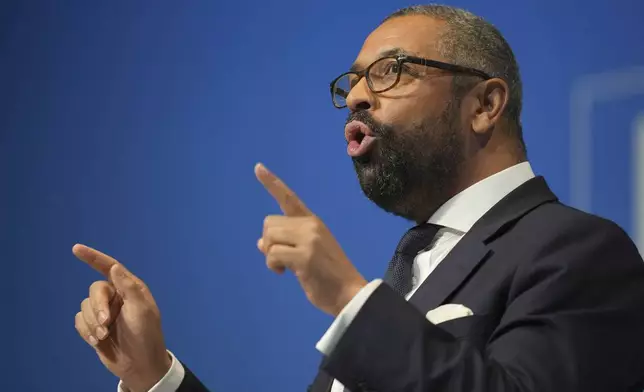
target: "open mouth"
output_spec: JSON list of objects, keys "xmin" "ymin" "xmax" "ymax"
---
[{"xmin": 345, "ymin": 121, "xmax": 377, "ymax": 157}]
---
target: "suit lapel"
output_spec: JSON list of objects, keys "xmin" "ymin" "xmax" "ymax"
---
[
  {"xmin": 308, "ymin": 365, "xmax": 333, "ymax": 392},
  {"xmin": 410, "ymin": 176, "xmax": 558, "ymax": 311},
  {"xmin": 409, "ymin": 236, "xmax": 490, "ymax": 310}
]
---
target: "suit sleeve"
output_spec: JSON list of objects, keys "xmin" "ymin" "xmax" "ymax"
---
[
  {"xmin": 320, "ymin": 223, "xmax": 644, "ymax": 392},
  {"xmin": 316, "ymin": 279, "xmax": 383, "ymax": 355},
  {"xmin": 176, "ymin": 363, "xmax": 210, "ymax": 392},
  {"xmin": 116, "ymin": 351, "xmax": 210, "ymax": 392}
]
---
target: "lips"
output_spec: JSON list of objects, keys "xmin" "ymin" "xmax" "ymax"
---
[{"xmin": 345, "ymin": 120, "xmax": 377, "ymax": 157}]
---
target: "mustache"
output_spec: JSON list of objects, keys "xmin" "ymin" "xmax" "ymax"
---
[{"xmin": 345, "ymin": 111, "xmax": 391, "ymax": 138}]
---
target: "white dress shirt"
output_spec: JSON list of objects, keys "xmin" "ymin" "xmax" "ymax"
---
[{"xmin": 117, "ymin": 161, "xmax": 536, "ymax": 392}]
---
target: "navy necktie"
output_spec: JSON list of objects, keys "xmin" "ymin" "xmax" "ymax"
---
[
  {"xmin": 340, "ymin": 224, "xmax": 441, "ymax": 392},
  {"xmin": 383, "ymin": 223, "xmax": 441, "ymax": 297}
]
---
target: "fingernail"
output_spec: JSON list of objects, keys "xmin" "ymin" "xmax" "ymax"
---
[
  {"xmin": 88, "ymin": 335, "xmax": 98, "ymax": 346},
  {"xmin": 98, "ymin": 311, "xmax": 107, "ymax": 324},
  {"xmin": 96, "ymin": 326, "xmax": 108, "ymax": 339}
]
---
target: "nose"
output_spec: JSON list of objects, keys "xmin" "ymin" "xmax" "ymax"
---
[{"xmin": 346, "ymin": 77, "xmax": 375, "ymax": 112}]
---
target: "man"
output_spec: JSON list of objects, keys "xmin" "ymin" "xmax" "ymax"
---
[{"xmin": 73, "ymin": 4, "xmax": 644, "ymax": 392}]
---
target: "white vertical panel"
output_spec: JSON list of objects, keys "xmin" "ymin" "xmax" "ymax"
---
[
  {"xmin": 633, "ymin": 113, "xmax": 644, "ymax": 255},
  {"xmin": 569, "ymin": 67, "xmax": 644, "ymax": 212}
]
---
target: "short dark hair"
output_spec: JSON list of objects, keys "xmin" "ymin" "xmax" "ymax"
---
[{"xmin": 384, "ymin": 4, "xmax": 527, "ymax": 156}]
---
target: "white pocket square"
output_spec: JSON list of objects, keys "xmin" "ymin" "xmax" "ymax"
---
[{"xmin": 425, "ymin": 304, "xmax": 474, "ymax": 325}]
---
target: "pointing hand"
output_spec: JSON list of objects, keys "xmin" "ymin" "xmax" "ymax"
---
[
  {"xmin": 73, "ymin": 244, "xmax": 171, "ymax": 392},
  {"xmin": 255, "ymin": 163, "xmax": 368, "ymax": 316}
]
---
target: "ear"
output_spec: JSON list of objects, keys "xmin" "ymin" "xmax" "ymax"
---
[{"xmin": 469, "ymin": 78, "xmax": 509, "ymax": 134}]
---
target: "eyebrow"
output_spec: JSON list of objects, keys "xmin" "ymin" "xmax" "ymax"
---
[{"xmin": 349, "ymin": 47, "xmax": 410, "ymax": 73}]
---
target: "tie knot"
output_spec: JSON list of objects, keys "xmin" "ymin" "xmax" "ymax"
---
[{"xmin": 395, "ymin": 223, "xmax": 441, "ymax": 256}]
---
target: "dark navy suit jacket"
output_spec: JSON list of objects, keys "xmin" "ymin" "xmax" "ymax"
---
[{"xmin": 178, "ymin": 177, "xmax": 644, "ymax": 392}]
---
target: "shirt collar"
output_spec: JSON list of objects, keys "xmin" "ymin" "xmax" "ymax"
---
[{"xmin": 427, "ymin": 161, "xmax": 536, "ymax": 233}]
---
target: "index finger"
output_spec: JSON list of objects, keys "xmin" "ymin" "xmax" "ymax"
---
[
  {"xmin": 72, "ymin": 244, "xmax": 120, "ymax": 278},
  {"xmin": 255, "ymin": 163, "xmax": 312, "ymax": 217}
]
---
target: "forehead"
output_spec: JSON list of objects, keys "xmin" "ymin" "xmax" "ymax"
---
[{"xmin": 353, "ymin": 15, "xmax": 446, "ymax": 67}]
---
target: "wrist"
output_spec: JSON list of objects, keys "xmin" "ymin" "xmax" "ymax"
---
[
  {"xmin": 334, "ymin": 278, "xmax": 368, "ymax": 316},
  {"xmin": 121, "ymin": 353, "xmax": 173, "ymax": 392}
]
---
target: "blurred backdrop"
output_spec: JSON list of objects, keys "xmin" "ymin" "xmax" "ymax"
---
[{"xmin": 2, "ymin": 0, "xmax": 643, "ymax": 390}]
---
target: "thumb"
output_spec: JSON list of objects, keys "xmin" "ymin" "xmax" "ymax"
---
[{"xmin": 109, "ymin": 263, "xmax": 144, "ymax": 302}]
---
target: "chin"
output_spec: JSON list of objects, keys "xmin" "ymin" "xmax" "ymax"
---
[
  {"xmin": 352, "ymin": 155, "xmax": 383, "ymax": 190},
  {"xmin": 352, "ymin": 160, "xmax": 445, "ymax": 223},
  {"xmin": 354, "ymin": 162, "xmax": 412, "ymax": 218}
]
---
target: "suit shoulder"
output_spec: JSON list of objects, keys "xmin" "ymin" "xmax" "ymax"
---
[
  {"xmin": 510, "ymin": 201, "xmax": 643, "ymax": 269},
  {"xmin": 526, "ymin": 201, "xmax": 632, "ymax": 240}
]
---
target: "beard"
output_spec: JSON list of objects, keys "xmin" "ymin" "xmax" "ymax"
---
[{"xmin": 348, "ymin": 99, "xmax": 465, "ymax": 223}]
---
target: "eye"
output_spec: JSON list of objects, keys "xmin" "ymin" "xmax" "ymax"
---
[
  {"xmin": 377, "ymin": 60, "xmax": 414, "ymax": 78},
  {"xmin": 384, "ymin": 62, "xmax": 401, "ymax": 75}
]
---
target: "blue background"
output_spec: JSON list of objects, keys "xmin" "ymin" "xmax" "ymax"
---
[{"xmin": 3, "ymin": 0, "xmax": 643, "ymax": 390}]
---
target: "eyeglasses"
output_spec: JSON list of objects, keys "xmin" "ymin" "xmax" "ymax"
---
[{"xmin": 330, "ymin": 54, "xmax": 491, "ymax": 109}]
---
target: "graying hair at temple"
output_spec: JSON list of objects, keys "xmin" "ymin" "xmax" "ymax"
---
[{"xmin": 384, "ymin": 4, "xmax": 527, "ymax": 157}]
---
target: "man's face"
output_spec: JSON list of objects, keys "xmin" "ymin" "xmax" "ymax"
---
[{"xmin": 343, "ymin": 15, "xmax": 467, "ymax": 222}]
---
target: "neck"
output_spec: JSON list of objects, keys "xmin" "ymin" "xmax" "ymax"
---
[
  {"xmin": 410, "ymin": 153, "xmax": 524, "ymax": 224},
  {"xmin": 452, "ymin": 149, "xmax": 525, "ymax": 200}
]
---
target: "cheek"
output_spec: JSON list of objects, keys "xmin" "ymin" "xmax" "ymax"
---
[
  {"xmin": 378, "ymin": 88, "xmax": 447, "ymax": 126},
  {"xmin": 377, "ymin": 103, "xmax": 422, "ymax": 128}
]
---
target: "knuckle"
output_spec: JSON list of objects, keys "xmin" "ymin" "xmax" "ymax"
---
[
  {"xmin": 306, "ymin": 217, "xmax": 323, "ymax": 232},
  {"xmin": 267, "ymin": 240, "xmax": 281, "ymax": 255},
  {"xmin": 75, "ymin": 313, "xmax": 88, "ymax": 335},
  {"xmin": 264, "ymin": 225, "xmax": 274, "ymax": 239},
  {"xmin": 138, "ymin": 283, "xmax": 151, "ymax": 298},
  {"xmin": 74, "ymin": 312, "xmax": 82, "ymax": 328},
  {"xmin": 307, "ymin": 232, "xmax": 322, "ymax": 247},
  {"xmin": 89, "ymin": 280, "xmax": 100, "ymax": 291},
  {"xmin": 266, "ymin": 250, "xmax": 276, "ymax": 262},
  {"xmin": 118, "ymin": 281, "xmax": 138, "ymax": 297},
  {"xmin": 136, "ymin": 277, "xmax": 150, "ymax": 293},
  {"xmin": 89, "ymin": 280, "xmax": 107, "ymax": 293},
  {"xmin": 265, "ymin": 253, "xmax": 281, "ymax": 271},
  {"xmin": 89, "ymin": 282, "xmax": 110, "ymax": 303},
  {"xmin": 285, "ymin": 194, "xmax": 299, "ymax": 210},
  {"xmin": 81, "ymin": 298, "xmax": 98, "ymax": 323}
]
